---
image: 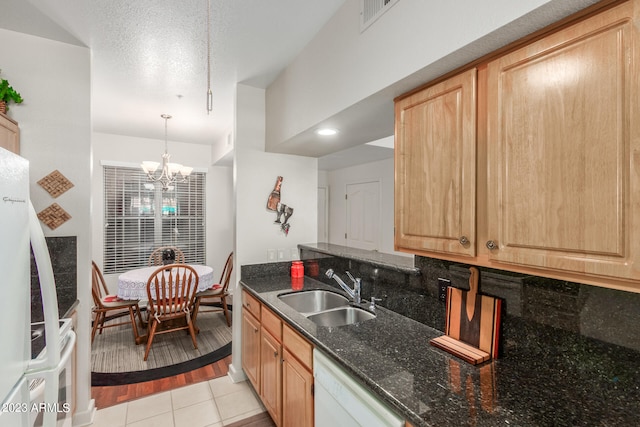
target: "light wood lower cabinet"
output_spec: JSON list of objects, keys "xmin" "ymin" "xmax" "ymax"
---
[
  {"xmin": 241, "ymin": 289, "xmax": 314, "ymax": 427},
  {"xmin": 282, "ymin": 325, "xmax": 314, "ymax": 427},
  {"xmin": 261, "ymin": 307, "xmax": 283, "ymax": 426},
  {"xmin": 241, "ymin": 292, "xmax": 261, "ymax": 391}
]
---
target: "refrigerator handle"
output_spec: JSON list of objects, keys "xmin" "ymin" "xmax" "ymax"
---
[{"xmin": 26, "ymin": 202, "xmax": 61, "ymax": 372}]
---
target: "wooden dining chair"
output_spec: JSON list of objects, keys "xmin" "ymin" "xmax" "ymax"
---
[
  {"xmin": 148, "ymin": 246, "xmax": 185, "ymax": 266},
  {"xmin": 193, "ymin": 252, "xmax": 233, "ymax": 327},
  {"xmin": 91, "ymin": 261, "xmax": 144, "ymax": 344},
  {"xmin": 144, "ymin": 263, "xmax": 200, "ymax": 361}
]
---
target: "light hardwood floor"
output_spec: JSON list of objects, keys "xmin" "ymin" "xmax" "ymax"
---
[{"xmin": 92, "ymin": 355, "xmax": 232, "ymax": 408}]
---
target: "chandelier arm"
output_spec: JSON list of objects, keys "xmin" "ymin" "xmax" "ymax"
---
[{"xmin": 141, "ymin": 114, "xmax": 192, "ymax": 192}]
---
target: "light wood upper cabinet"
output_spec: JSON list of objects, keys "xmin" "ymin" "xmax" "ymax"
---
[
  {"xmin": 485, "ymin": 0, "xmax": 640, "ymax": 282},
  {"xmin": 0, "ymin": 112, "xmax": 19, "ymax": 154},
  {"xmin": 395, "ymin": 0, "xmax": 640, "ymax": 290},
  {"xmin": 395, "ymin": 68, "xmax": 477, "ymax": 257}
]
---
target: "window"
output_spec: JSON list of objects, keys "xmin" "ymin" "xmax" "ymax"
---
[{"xmin": 103, "ymin": 165, "xmax": 206, "ymax": 274}]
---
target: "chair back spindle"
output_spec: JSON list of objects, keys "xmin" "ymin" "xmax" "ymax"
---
[{"xmin": 144, "ymin": 263, "xmax": 200, "ymax": 360}]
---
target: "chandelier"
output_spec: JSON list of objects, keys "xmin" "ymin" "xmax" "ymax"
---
[{"xmin": 141, "ymin": 114, "xmax": 193, "ymax": 191}]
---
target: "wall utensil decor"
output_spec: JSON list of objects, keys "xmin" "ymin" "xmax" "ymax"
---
[{"xmin": 266, "ymin": 176, "xmax": 294, "ymax": 235}]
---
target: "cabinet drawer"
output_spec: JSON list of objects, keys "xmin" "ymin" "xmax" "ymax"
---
[
  {"xmin": 242, "ymin": 290, "xmax": 261, "ymax": 319},
  {"xmin": 283, "ymin": 323, "xmax": 313, "ymax": 371},
  {"xmin": 261, "ymin": 307, "xmax": 282, "ymax": 341}
]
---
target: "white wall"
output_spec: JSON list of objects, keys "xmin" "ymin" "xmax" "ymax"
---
[
  {"xmin": 266, "ymin": 0, "xmax": 601, "ymax": 148},
  {"xmin": 233, "ymin": 84, "xmax": 318, "ymax": 271},
  {"xmin": 229, "ymin": 84, "xmax": 318, "ymax": 381},
  {"xmin": 320, "ymin": 157, "xmax": 408, "ymax": 256},
  {"xmin": 0, "ymin": 28, "xmax": 94, "ymax": 425},
  {"xmin": 236, "ymin": 149, "xmax": 318, "ymax": 265},
  {"xmin": 91, "ymin": 132, "xmax": 234, "ymax": 293}
]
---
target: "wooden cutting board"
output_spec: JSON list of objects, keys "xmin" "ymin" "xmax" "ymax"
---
[{"xmin": 430, "ymin": 267, "xmax": 502, "ymax": 364}]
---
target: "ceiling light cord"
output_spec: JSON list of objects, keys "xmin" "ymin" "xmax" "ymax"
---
[{"xmin": 206, "ymin": 0, "xmax": 213, "ymax": 114}]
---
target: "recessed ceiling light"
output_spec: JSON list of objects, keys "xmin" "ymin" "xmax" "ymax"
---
[{"xmin": 316, "ymin": 128, "xmax": 338, "ymax": 136}]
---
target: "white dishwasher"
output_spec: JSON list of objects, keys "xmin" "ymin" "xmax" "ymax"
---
[{"xmin": 313, "ymin": 349, "xmax": 404, "ymax": 427}]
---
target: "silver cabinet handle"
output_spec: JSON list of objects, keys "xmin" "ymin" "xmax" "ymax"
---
[
  {"xmin": 459, "ymin": 236, "xmax": 469, "ymax": 245},
  {"xmin": 486, "ymin": 240, "xmax": 497, "ymax": 250}
]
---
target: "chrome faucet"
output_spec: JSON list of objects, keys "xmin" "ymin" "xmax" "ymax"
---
[{"xmin": 325, "ymin": 269, "xmax": 361, "ymax": 304}]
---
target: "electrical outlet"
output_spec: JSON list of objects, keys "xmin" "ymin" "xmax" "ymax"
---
[
  {"xmin": 277, "ymin": 248, "xmax": 286, "ymax": 260},
  {"xmin": 267, "ymin": 249, "xmax": 276, "ymax": 261},
  {"xmin": 438, "ymin": 278, "xmax": 450, "ymax": 303}
]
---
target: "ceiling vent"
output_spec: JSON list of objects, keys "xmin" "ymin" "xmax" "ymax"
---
[{"xmin": 360, "ymin": 0, "xmax": 400, "ymax": 32}]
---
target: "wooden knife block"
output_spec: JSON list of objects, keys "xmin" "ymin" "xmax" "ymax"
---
[{"xmin": 430, "ymin": 267, "xmax": 501, "ymax": 365}]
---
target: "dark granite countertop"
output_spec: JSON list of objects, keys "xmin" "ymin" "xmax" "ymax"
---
[
  {"xmin": 241, "ymin": 274, "xmax": 640, "ymax": 427},
  {"xmin": 299, "ymin": 243, "xmax": 420, "ymax": 276}
]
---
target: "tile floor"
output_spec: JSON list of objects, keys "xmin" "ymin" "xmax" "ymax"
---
[{"xmin": 91, "ymin": 376, "xmax": 266, "ymax": 427}]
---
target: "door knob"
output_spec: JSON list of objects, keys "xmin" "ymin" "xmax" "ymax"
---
[
  {"xmin": 486, "ymin": 240, "xmax": 497, "ymax": 250},
  {"xmin": 459, "ymin": 236, "xmax": 469, "ymax": 245}
]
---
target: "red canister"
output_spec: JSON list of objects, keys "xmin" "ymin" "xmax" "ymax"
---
[{"xmin": 290, "ymin": 261, "xmax": 304, "ymax": 278}]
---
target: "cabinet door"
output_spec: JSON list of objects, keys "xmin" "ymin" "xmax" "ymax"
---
[
  {"xmin": 486, "ymin": 1, "xmax": 640, "ymax": 282},
  {"xmin": 282, "ymin": 348, "xmax": 313, "ymax": 427},
  {"xmin": 261, "ymin": 328, "xmax": 282, "ymax": 426},
  {"xmin": 241, "ymin": 310, "xmax": 261, "ymax": 391},
  {"xmin": 395, "ymin": 68, "xmax": 477, "ymax": 257},
  {"xmin": 0, "ymin": 113, "xmax": 19, "ymax": 154}
]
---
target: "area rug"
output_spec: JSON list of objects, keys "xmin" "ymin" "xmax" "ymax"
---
[{"xmin": 91, "ymin": 307, "xmax": 232, "ymax": 386}]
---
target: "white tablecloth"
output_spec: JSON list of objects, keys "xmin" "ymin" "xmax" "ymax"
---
[{"xmin": 117, "ymin": 264, "xmax": 214, "ymax": 300}]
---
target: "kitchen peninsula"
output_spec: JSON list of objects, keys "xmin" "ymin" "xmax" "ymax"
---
[{"xmin": 241, "ymin": 255, "xmax": 640, "ymax": 426}]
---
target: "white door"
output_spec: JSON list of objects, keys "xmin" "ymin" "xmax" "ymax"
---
[
  {"xmin": 346, "ymin": 181, "xmax": 380, "ymax": 251},
  {"xmin": 318, "ymin": 186, "xmax": 328, "ymax": 243}
]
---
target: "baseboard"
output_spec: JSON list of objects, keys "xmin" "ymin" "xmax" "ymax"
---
[
  {"xmin": 72, "ymin": 398, "xmax": 96, "ymax": 427},
  {"xmin": 227, "ymin": 363, "xmax": 247, "ymax": 383}
]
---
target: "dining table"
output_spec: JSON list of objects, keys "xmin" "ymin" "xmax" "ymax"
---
[{"xmin": 117, "ymin": 264, "xmax": 215, "ymax": 300}]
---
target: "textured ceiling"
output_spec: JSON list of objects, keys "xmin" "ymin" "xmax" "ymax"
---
[{"xmin": 11, "ymin": 0, "xmax": 346, "ymax": 148}]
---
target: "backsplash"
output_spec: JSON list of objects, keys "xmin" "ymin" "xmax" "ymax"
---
[
  {"xmin": 30, "ymin": 236, "xmax": 77, "ymax": 322},
  {"xmin": 298, "ymin": 245, "xmax": 640, "ymax": 355}
]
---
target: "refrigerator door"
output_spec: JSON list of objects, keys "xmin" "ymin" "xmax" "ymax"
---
[
  {"xmin": 0, "ymin": 148, "xmax": 31, "ymax": 403},
  {"xmin": 0, "ymin": 377, "xmax": 30, "ymax": 427}
]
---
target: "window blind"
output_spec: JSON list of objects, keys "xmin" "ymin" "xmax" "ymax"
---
[{"xmin": 103, "ymin": 165, "xmax": 206, "ymax": 274}]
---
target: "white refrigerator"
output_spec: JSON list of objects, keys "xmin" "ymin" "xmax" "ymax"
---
[{"xmin": 0, "ymin": 147, "xmax": 76, "ymax": 427}]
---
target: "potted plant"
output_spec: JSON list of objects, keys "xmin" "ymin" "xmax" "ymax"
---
[{"xmin": 0, "ymin": 70, "xmax": 24, "ymax": 114}]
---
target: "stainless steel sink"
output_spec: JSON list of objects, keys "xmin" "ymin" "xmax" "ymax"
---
[
  {"xmin": 306, "ymin": 306, "xmax": 376, "ymax": 327},
  {"xmin": 278, "ymin": 290, "xmax": 349, "ymax": 314}
]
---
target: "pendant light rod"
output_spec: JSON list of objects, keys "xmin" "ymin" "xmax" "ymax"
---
[{"xmin": 206, "ymin": 0, "xmax": 213, "ymax": 114}]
